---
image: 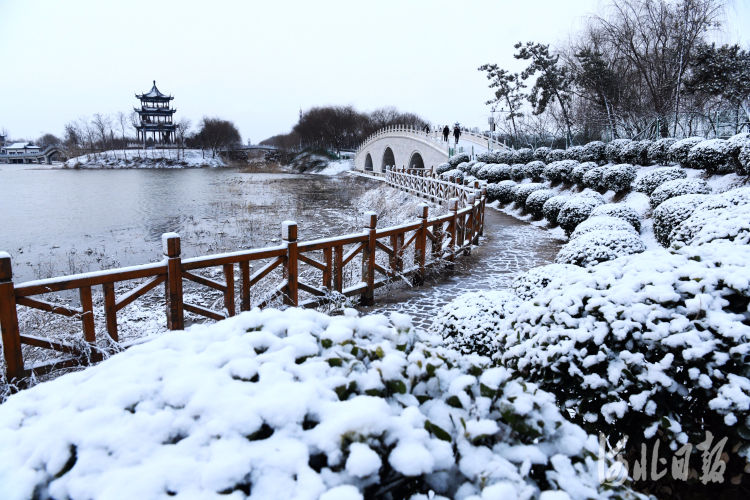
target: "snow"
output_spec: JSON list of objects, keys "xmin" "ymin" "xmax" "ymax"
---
[
  {"xmin": 315, "ymin": 159, "xmax": 353, "ymax": 176},
  {"xmin": 65, "ymin": 149, "xmax": 226, "ymax": 169}
]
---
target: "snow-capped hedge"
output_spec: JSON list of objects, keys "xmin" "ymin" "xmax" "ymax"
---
[
  {"xmin": 581, "ymin": 141, "xmax": 606, "ymax": 164},
  {"xmin": 439, "ymin": 168, "xmax": 464, "ymax": 183},
  {"xmin": 601, "ymin": 163, "xmax": 637, "ymax": 192},
  {"xmin": 556, "ymin": 229, "xmax": 645, "ymax": 266},
  {"xmin": 492, "ymin": 151, "xmax": 513, "ymax": 164},
  {"xmin": 533, "ymin": 146, "xmax": 550, "ymax": 161},
  {"xmin": 652, "ymin": 194, "xmax": 709, "ymax": 246},
  {"xmin": 448, "ymin": 152, "xmax": 471, "ymax": 168},
  {"xmin": 456, "ymin": 161, "xmax": 473, "ymax": 173},
  {"xmin": 605, "ymin": 139, "xmax": 632, "ymax": 163},
  {"xmin": 646, "ymin": 137, "xmax": 677, "ymax": 165},
  {"xmin": 542, "ymin": 195, "xmax": 571, "ymax": 226},
  {"xmin": 545, "ymin": 149, "xmax": 566, "ymax": 163},
  {"xmin": 510, "ymin": 163, "xmax": 527, "ymax": 181},
  {"xmin": 569, "ymin": 215, "xmax": 638, "ymax": 240},
  {"xmin": 543, "ymin": 160, "xmax": 578, "ymax": 183},
  {"xmin": 486, "ymin": 180, "xmax": 517, "ymax": 204},
  {"xmin": 669, "ymin": 190, "xmax": 750, "ymax": 248},
  {"xmin": 512, "ymin": 147, "xmax": 533, "ymax": 164},
  {"xmin": 620, "ymin": 140, "xmax": 652, "ymax": 165},
  {"xmin": 739, "ymin": 144, "xmax": 750, "ymax": 175},
  {"xmin": 687, "ymin": 138, "xmax": 734, "ymax": 174},
  {"xmin": 582, "ymin": 166, "xmax": 607, "ymax": 191},
  {"xmin": 524, "ymin": 160, "xmax": 546, "ymax": 181},
  {"xmin": 557, "ymin": 195, "xmax": 605, "ymax": 235},
  {"xmin": 486, "ymin": 163, "xmax": 512, "ymax": 183},
  {"xmin": 564, "ymin": 145, "xmax": 584, "ymax": 162},
  {"xmin": 469, "ymin": 161, "xmax": 485, "ymax": 177},
  {"xmin": 475, "ymin": 151, "xmax": 495, "ymax": 163},
  {"xmin": 476, "ymin": 164, "xmax": 491, "ymax": 180},
  {"xmin": 649, "ymin": 178, "xmax": 711, "ymax": 208},
  {"xmin": 513, "ymin": 183, "xmax": 547, "ymax": 208},
  {"xmin": 525, "ymin": 189, "xmax": 556, "ymax": 219},
  {"xmin": 570, "ymin": 161, "xmax": 597, "ymax": 185},
  {"xmin": 463, "ymin": 175, "xmax": 478, "ymax": 186},
  {"xmin": 668, "ymin": 136, "xmax": 704, "ymax": 168},
  {"xmin": 633, "ymin": 166, "xmax": 687, "ymax": 195},
  {"xmin": 435, "ymin": 162, "xmax": 452, "ymax": 175},
  {"xmin": 589, "ymin": 204, "xmax": 641, "ymax": 232},
  {"xmin": 0, "ymin": 308, "xmax": 642, "ymax": 500},
  {"xmin": 511, "ymin": 263, "xmax": 581, "ymax": 301}
]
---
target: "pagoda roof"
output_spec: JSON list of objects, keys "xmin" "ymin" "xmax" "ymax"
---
[{"xmin": 136, "ymin": 80, "xmax": 173, "ymax": 100}]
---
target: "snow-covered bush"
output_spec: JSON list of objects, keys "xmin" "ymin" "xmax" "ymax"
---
[
  {"xmin": 456, "ymin": 161, "xmax": 473, "ymax": 173},
  {"xmin": 435, "ymin": 162, "xmax": 452, "ymax": 175},
  {"xmin": 512, "ymin": 183, "xmax": 547, "ymax": 208},
  {"xmin": 556, "ymin": 229, "xmax": 645, "ymax": 266},
  {"xmin": 557, "ymin": 195, "xmax": 605, "ymax": 235},
  {"xmin": 476, "ymin": 164, "xmax": 492, "ymax": 180},
  {"xmin": 633, "ymin": 166, "xmax": 687, "ymax": 195},
  {"xmin": 475, "ymin": 151, "xmax": 495, "ymax": 163},
  {"xmin": 582, "ymin": 166, "xmax": 607, "ymax": 191},
  {"xmin": 486, "ymin": 180, "xmax": 516, "ymax": 204},
  {"xmin": 569, "ymin": 215, "xmax": 638, "ymax": 240},
  {"xmin": 570, "ymin": 162, "xmax": 597, "ymax": 185},
  {"xmin": 463, "ymin": 175, "xmax": 478, "ymax": 186},
  {"xmin": 601, "ymin": 163, "xmax": 637, "ymax": 192},
  {"xmin": 492, "ymin": 150, "xmax": 514, "ymax": 164},
  {"xmin": 469, "ymin": 161, "xmax": 485, "ymax": 177},
  {"xmin": 650, "ymin": 178, "xmax": 711, "ymax": 208},
  {"xmin": 525, "ymin": 189, "xmax": 556, "ymax": 219},
  {"xmin": 542, "ymin": 195, "xmax": 571, "ymax": 225},
  {"xmin": 740, "ymin": 144, "xmax": 750, "ymax": 175},
  {"xmin": 543, "ymin": 160, "xmax": 578, "ymax": 183},
  {"xmin": 545, "ymin": 148, "xmax": 566, "ymax": 163},
  {"xmin": 581, "ymin": 141, "xmax": 606, "ymax": 164},
  {"xmin": 533, "ymin": 146, "xmax": 550, "ymax": 161},
  {"xmin": 605, "ymin": 139, "xmax": 632, "ymax": 163},
  {"xmin": 510, "ymin": 163, "xmax": 527, "ymax": 181},
  {"xmin": 439, "ymin": 168, "xmax": 464, "ymax": 183},
  {"xmin": 564, "ymin": 145, "xmax": 584, "ymax": 161},
  {"xmin": 447, "ymin": 152, "xmax": 470, "ymax": 168},
  {"xmin": 511, "ymin": 263, "xmax": 581, "ymax": 300},
  {"xmin": 0, "ymin": 308, "xmax": 643, "ymax": 500},
  {"xmin": 524, "ymin": 160, "xmax": 546, "ymax": 181},
  {"xmin": 512, "ymin": 147, "xmax": 533, "ymax": 164},
  {"xmin": 667, "ymin": 136, "xmax": 704, "ymax": 168},
  {"xmin": 687, "ymin": 138, "xmax": 734, "ymax": 173},
  {"xmin": 646, "ymin": 137, "xmax": 677, "ymax": 165},
  {"xmin": 652, "ymin": 194, "xmax": 709, "ymax": 246},
  {"xmin": 620, "ymin": 139, "xmax": 652, "ymax": 165},
  {"xmin": 431, "ymin": 291, "xmax": 519, "ymax": 357},
  {"xmin": 669, "ymin": 193, "xmax": 750, "ymax": 248},
  {"xmin": 485, "ymin": 163, "xmax": 512, "ymax": 183},
  {"xmin": 728, "ymin": 133, "xmax": 750, "ymax": 174},
  {"xmin": 589, "ymin": 204, "xmax": 641, "ymax": 232}
]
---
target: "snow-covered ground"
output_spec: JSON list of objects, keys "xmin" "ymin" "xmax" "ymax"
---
[
  {"xmin": 313, "ymin": 159, "xmax": 354, "ymax": 176},
  {"xmin": 65, "ymin": 149, "xmax": 226, "ymax": 169}
]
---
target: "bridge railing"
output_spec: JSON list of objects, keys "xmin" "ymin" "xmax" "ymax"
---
[{"xmin": 0, "ymin": 172, "xmax": 486, "ymax": 383}]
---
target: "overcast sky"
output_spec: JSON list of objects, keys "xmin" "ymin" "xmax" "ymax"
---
[{"xmin": 1, "ymin": 0, "xmax": 748, "ymax": 143}]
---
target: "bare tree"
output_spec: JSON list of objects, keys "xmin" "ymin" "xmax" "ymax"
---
[{"xmin": 175, "ymin": 118, "xmax": 192, "ymax": 160}]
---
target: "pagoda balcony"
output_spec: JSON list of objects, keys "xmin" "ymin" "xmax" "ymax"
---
[{"xmin": 135, "ymin": 107, "xmax": 176, "ymax": 114}]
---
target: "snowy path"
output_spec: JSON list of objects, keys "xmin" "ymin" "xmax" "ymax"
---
[{"xmin": 360, "ymin": 208, "xmax": 562, "ymax": 330}]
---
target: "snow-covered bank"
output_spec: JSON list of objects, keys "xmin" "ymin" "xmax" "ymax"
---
[
  {"xmin": 65, "ymin": 149, "xmax": 226, "ymax": 169},
  {"xmin": 314, "ymin": 159, "xmax": 353, "ymax": 176},
  {"xmin": 0, "ymin": 307, "xmax": 641, "ymax": 499}
]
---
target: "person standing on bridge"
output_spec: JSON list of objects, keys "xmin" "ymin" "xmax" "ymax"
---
[
  {"xmin": 453, "ymin": 123, "xmax": 461, "ymax": 145},
  {"xmin": 442, "ymin": 125, "xmax": 450, "ymax": 142}
]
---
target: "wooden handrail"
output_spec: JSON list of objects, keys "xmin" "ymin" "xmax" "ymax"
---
[{"xmin": 0, "ymin": 171, "xmax": 486, "ymax": 383}]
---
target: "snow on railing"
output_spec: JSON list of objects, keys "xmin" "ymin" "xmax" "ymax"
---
[{"xmin": 354, "ymin": 125, "xmax": 508, "ymax": 157}]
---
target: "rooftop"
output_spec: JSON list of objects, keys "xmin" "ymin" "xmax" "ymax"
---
[
  {"xmin": 4, "ymin": 142, "xmax": 39, "ymax": 150},
  {"xmin": 136, "ymin": 80, "xmax": 173, "ymax": 100}
]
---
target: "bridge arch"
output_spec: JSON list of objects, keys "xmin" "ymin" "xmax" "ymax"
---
[
  {"xmin": 408, "ymin": 151, "xmax": 425, "ymax": 169},
  {"xmin": 364, "ymin": 153, "xmax": 373, "ymax": 172},
  {"xmin": 381, "ymin": 147, "xmax": 395, "ymax": 171}
]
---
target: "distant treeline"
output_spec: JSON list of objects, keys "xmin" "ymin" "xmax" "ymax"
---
[{"xmin": 260, "ymin": 106, "xmax": 429, "ymax": 152}]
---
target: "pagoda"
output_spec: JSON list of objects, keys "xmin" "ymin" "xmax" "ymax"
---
[{"xmin": 134, "ymin": 80, "xmax": 176, "ymax": 145}]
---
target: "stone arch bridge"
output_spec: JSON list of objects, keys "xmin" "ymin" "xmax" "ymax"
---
[{"xmin": 354, "ymin": 125, "xmax": 508, "ymax": 174}]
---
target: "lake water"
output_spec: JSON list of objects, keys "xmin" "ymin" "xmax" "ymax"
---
[{"xmin": 0, "ymin": 165, "xmax": 382, "ymax": 283}]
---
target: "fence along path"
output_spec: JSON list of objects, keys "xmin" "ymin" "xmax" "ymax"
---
[{"xmin": 0, "ymin": 170, "xmax": 486, "ymax": 382}]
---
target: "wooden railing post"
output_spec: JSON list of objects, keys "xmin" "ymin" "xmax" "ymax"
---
[
  {"xmin": 414, "ymin": 204, "xmax": 428, "ymax": 285},
  {"xmin": 465, "ymin": 194, "xmax": 475, "ymax": 255},
  {"xmin": 282, "ymin": 221, "xmax": 298, "ymax": 307},
  {"xmin": 448, "ymin": 198, "xmax": 458, "ymax": 262},
  {"xmin": 239, "ymin": 261, "xmax": 250, "ymax": 311},
  {"xmin": 0, "ymin": 252, "xmax": 23, "ymax": 381},
  {"xmin": 361, "ymin": 212, "xmax": 377, "ymax": 306},
  {"xmin": 162, "ymin": 233, "xmax": 184, "ymax": 330}
]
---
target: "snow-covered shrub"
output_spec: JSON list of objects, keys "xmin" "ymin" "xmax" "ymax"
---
[
  {"xmin": 652, "ymin": 194, "xmax": 709, "ymax": 246},
  {"xmin": 525, "ymin": 189, "xmax": 556, "ymax": 219},
  {"xmin": 605, "ymin": 138, "xmax": 632, "ymax": 163},
  {"xmin": 570, "ymin": 161, "xmax": 597, "ymax": 185},
  {"xmin": 649, "ymin": 178, "xmax": 710, "ymax": 208},
  {"xmin": 485, "ymin": 163, "xmax": 512, "ymax": 183},
  {"xmin": 491, "ymin": 150, "xmax": 513, "ymax": 164},
  {"xmin": 601, "ymin": 163, "xmax": 637, "ymax": 192},
  {"xmin": 456, "ymin": 161, "xmax": 473, "ymax": 173},
  {"xmin": 582, "ymin": 166, "xmax": 607, "ymax": 191},
  {"xmin": 524, "ymin": 160, "xmax": 546, "ymax": 181},
  {"xmin": 667, "ymin": 136, "xmax": 704, "ymax": 168},
  {"xmin": 670, "ymin": 195, "xmax": 750, "ymax": 248},
  {"xmin": 0, "ymin": 307, "xmax": 643, "ymax": 500},
  {"xmin": 431, "ymin": 291, "xmax": 519, "ymax": 357},
  {"xmin": 542, "ymin": 195, "xmax": 571, "ymax": 225},
  {"xmin": 740, "ymin": 144, "xmax": 750, "ymax": 175},
  {"xmin": 579, "ymin": 190, "xmax": 606, "ymax": 203},
  {"xmin": 511, "ymin": 263, "xmax": 582, "ymax": 300},
  {"xmin": 727, "ymin": 132, "xmax": 750, "ymax": 154},
  {"xmin": 620, "ymin": 139, "xmax": 652, "ymax": 165},
  {"xmin": 476, "ymin": 163, "xmax": 492, "ymax": 180},
  {"xmin": 469, "ymin": 161, "xmax": 485, "ymax": 177},
  {"xmin": 475, "ymin": 151, "xmax": 495, "ymax": 163},
  {"xmin": 589, "ymin": 204, "xmax": 641, "ymax": 232},
  {"xmin": 581, "ymin": 141, "xmax": 606, "ymax": 164},
  {"xmin": 646, "ymin": 137, "xmax": 677, "ymax": 165},
  {"xmin": 533, "ymin": 146, "xmax": 550, "ymax": 161},
  {"xmin": 543, "ymin": 160, "xmax": 578, "ymax": 183},
  {"xmin": 447, "ymin": 152, "xmax": 470, "ymax": 168},
  {"xmin": 633, "ymin": 166, "xmax": 687, "ymax": 195},
  {"xmin": 463, "ymin": 175, "xmax": 478, "ymax": 186},
  {"xmin": 556, "ymin": 229, "xmax": 645, "ymax": 266},
  {"xmin": 557, "ymin": 195, "xmax": 605, "ymax": 235},
  {"xmin": 512, "ymin": 147, "xmax": 533, "ymax": 164},
  {"xmin": 569, "ymin": 215, "xmax": 638, "ymax": 240},
  {"xmin": 687, "ymin": 138, "xmax": 734, "ymax": 173},
  {"xmin": 564, "ymin": 145, "xmax": 584, "ymax": 161},
  {"xmin": 502, "ymin": 241, "xmax": 750, "ymax": 490},
  {"xmin": 510, "ymin": 163, "xmax": 527, "ymax": 181},
  {"xmin": 513, "ymin": 182, "xmax": 547, "ymax": 208},
  {"xmin": 545, "ymin": 148, "xmax": 566, "ymax": 163},
  {"xmin": 439, "ymin": 168, "xmax": 464, "ymax": 183},
  {"xmin": 435, "ymin": 162, "xmax": 452, "ymax": 175},
  {"xmin": 728, "ymin": 133, "xmax": 750, "ymax": 175},
  {"xmin": 486, "ymin": 180, "xmax": 516, "ymax": 204}
]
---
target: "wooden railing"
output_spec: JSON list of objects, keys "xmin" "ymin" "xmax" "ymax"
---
[{"xmin": 0, "ymin": 175, "xmax": 486, "ymax": 382}]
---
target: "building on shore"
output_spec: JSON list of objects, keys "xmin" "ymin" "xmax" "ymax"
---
[
  {"xmin": 134, "ymin": 81, "xmax": 176, "ymax": 145},
  {"xmin": 0, "ymin": 142, "xmax": 42, "ymax": 163}
]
